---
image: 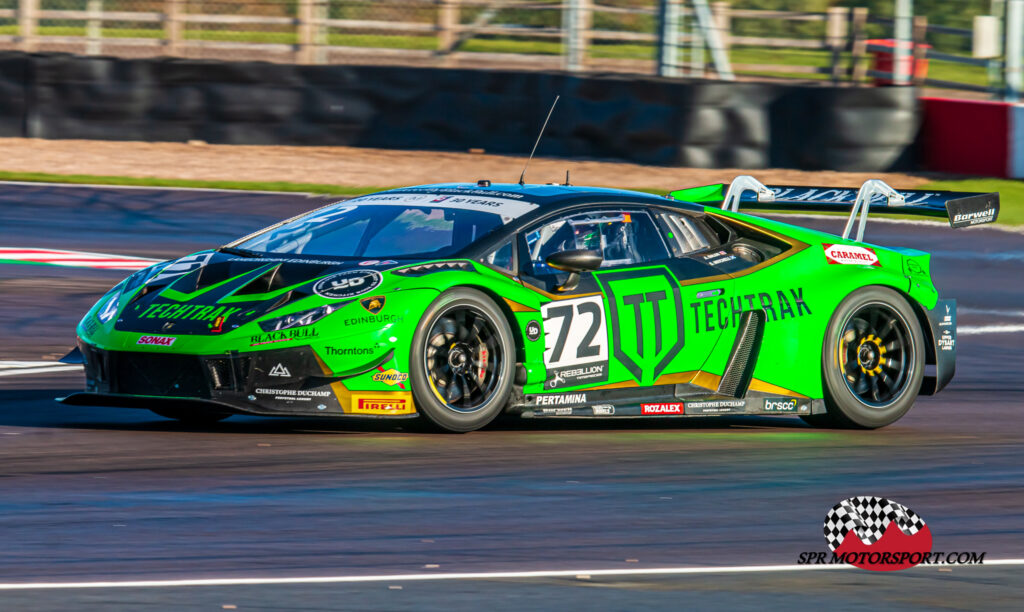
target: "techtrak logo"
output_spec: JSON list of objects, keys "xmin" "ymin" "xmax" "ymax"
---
[{"xmin": 798, "ymin": 496, "xmax": 986, "ymax": 571}]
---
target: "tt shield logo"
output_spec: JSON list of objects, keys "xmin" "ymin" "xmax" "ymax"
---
[
  {"xmin": 269, "ymin": 363, "xmax": 291, "ymax": 377},
  {"xmin": 595, "ymin": 267, "xmax": 685, "ymax": 385}
]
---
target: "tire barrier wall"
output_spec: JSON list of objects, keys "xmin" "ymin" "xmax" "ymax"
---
[{"xmin": 0, "ymin": 52, "xmax": 920, "ymax": 171}]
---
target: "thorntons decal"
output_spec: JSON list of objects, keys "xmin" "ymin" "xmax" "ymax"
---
[{"xmin": 823, "ymin": 244, "xmax": 880, "ymax": 267}]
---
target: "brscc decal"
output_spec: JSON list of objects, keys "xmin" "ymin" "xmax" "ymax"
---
[
  {"xmin": 313, "ymin": 270, "xmax": 382, "ymax": 300},
  {"xmin": 641, "ymin": 402, "xmax": 684, "ymax": 415},
  {"xmin": 763, "ymin": 398, "xmax": 807, "ymax": 413},
  {"xmin": 823, "ymin": 244, "xmax": 880, "ymax": 267}
]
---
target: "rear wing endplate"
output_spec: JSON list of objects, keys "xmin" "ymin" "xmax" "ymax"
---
[{"xmin": 671, "ymin": 176, "xmax": 1000, "ymax": 242}]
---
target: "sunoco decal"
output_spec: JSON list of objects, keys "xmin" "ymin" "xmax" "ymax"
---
[
  {"xmin": 823, "ymin": 244, "xmax": 880, "ymax": 267},
  {"xmin": 313, "ymin": 270, "xmax": 382, "ymax": 300}
]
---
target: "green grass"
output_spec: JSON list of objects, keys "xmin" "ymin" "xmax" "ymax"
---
[{"xmin": 0, "ymin": 171, "xmax": 1019, "ymax": 227}]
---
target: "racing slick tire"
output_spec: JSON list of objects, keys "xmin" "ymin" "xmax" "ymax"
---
[
  {"xmin": 410, "ymin": 288, "xmax": 515, "ymax": 433},
  {"xmin": 806, "ymin": 286, "xmax": 925, "ymax": 429},
  {"xmin": 150, "ymin": 408, "xmax": 232, "ymax": 424}
]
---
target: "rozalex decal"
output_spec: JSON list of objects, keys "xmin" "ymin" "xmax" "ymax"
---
[
  {"xmin": 641, "ymin": 402, "xmax": 684, "ymax": 415},
  {"xmin": 313, "ymin": 270, "xmax": 383, "ymax": 300},
  {"xmin": 137, "ymin": 335, "xmax": 176, "ymax": 347},
  {"xmin": 823, "ymin": 244, "xmax": 880, "ymax": 267}
]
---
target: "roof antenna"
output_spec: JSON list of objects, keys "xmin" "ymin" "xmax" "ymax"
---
[
  {"xmin": 564, "ymin": 169, "xmax": 571, "ymax": 186},
  {"xmin": 519, "ymin": 95, "xmax": 560, "ymax": 186}
]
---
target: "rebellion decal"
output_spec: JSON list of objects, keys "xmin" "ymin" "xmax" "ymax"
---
[
  {"xmin": 525, "ymin": 320, "xmax": 541, "ymax": 342},
  {"xmin": 823, "ymin": 244, "xmax": 880, "ymax": 267},
  {"xmin": 350, "ymin": 396, "xmax": 415, "ymax": 415},
  {"xmin": 641, "ymin": 402, "xmax": 684, "ymax": 415},
  {"xmin": 138, "ymin": 303, "xmax": 243, "ymax": 323},
  {"xmin": 762, "ymin": 398, "xmax": 806, "ymax": 413},
  {"xmin": 595, "ymin": 267, "xmax": 685, "ymax": 385},
  {"xmin": 137, "ymin": 335, "xmax": 176, "ymax": 347},
  {"xmin": 313, "ymin": 270, "xmax": 382, "ymax": 300},
  {"xmin": 360, "ymin": 295, "xmax": 386, "ymax": 315},
  {"xmin": 249, "ymin": 327, "xmax": 319, "ymax": 346},
  {"xmin": 373, "ymin": 367, "xmax": 409, "ymax": 388},
  {"xmin": 690, "ymin": 287, "xmax": 811, "ymax": 332},
  {"xmin": 685, "ymin": 399, "xmax": 745, "ymax": 414},
  {"xmin": 541, "ymin": 295, "xmax": 609, "ymax": 389},
  {"xmin": 534, "ymin": 393, "xmax": 587, "ymax": 406},
  {"xmin": 546, "ymin": 364, "xmax": 606, "ymax": 390}
]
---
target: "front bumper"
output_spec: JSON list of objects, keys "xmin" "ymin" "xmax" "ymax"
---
[{"xmin": 65, "ymin": 342, "xmax": 416, "ymax": 418}]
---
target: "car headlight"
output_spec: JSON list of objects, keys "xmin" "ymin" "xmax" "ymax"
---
[
  {"xmin": 91, "ymin": 263, "xmax": 170, "ymax": 325},
  {"xmin": 96, "ymin": 290, "xmax": 121, "ymax": 324},
  {"xmin": 258, "ymin": 304, "xmax": 337, "ymax": 332}
]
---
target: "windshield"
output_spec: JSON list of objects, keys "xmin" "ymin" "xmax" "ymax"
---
[{"xmin": 234, "ymin": 192, "xmax": 531, "ymax": 258}]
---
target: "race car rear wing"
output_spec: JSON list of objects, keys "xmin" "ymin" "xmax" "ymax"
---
[{"xmin": 670, "ymin": 176, "xmax": 1000, "ymax": 242}]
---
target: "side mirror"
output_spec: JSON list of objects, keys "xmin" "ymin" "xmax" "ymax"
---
[{"xmin": 545, "ymin": 249, "xmax": 602, "ymax": 292}]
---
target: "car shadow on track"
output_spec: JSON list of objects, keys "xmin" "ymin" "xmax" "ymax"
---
[{"xmin": 1, "ymin": 388, "xmax": 815, "ymax": 435}]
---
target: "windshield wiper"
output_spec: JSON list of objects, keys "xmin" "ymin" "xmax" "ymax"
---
[{"xmin": 217, "ymin": 246, "xmax": 262, "ymax": 258}]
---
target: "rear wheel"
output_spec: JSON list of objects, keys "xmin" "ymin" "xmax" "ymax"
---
[
  {"xmin": 805, "ymin": 286, "xmax": 924, "ymax": 429},
  {"xmin": 410, "ymin": 288, "xmax": 515, "ymax": 432},
  {"xmin": 151, "ymin": 408, "xmax": 231, "ymax": 425}
]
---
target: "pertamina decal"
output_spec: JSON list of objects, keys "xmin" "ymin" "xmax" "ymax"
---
[
  {"xmin": 137, "ymin": 335, "xmax": 176, "ymax": 347},
  {"xmin": 595, "ymin": 267, "xmax": 685, "ymax": 385},
  {"xmin": 534, "ymin": 393, "xmax": 587, "ymax": 406},
  {"xmin": 641, "ymin": 403, "xmax": 684, "ymax": 415},
  {"xmin": 823, "ymin": 244, "xmax": 880, "ymax": 267}
]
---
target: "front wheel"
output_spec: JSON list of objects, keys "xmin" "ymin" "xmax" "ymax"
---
[
  {"xmin": 807, "ymin": 286, "xmax": 925, "ymax": 429},
  {"xmin": 409, "ymin": 288, "xmax": 516, "ymax": 432}
]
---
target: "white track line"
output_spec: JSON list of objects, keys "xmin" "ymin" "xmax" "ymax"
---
[
  {"xmin": 0, "ymin": 361, "xmax": 82, "ymax": 378},
  {"xmin": 0, "ymin": 560, "xmax": 1021, "ymax": 590},
  {"xmin": 959, "ymin": 324, "xmax": 1024, "ymax": 335}
]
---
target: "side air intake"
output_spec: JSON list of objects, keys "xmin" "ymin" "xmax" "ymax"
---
[{"xmin": 717, "ymin": 310, "xmax": 766, "ymax": 398}]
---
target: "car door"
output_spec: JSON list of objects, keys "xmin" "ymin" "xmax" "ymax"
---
[{"xmin": 517, "ymin": 205, "xmax": 735, "ymax": 392}]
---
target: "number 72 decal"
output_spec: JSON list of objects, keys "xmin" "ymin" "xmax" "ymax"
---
[{"xmin": 541, "ymin": 295, "xmax": 609, "ymax": 389}]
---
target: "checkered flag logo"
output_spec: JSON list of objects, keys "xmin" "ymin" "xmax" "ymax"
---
[{"xmin": 824, "ymin": 496, "xmax": 927, "ymax": 551}]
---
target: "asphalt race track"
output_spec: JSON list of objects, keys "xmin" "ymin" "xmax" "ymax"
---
[{"xmin": 1, "ymin": 183, "xmax": 1022, "ymax": 610}]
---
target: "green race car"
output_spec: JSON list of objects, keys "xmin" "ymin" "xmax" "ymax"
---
[{"xmin": 62, "ymin": 177, "xmax": 999, "ymax": 432}]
